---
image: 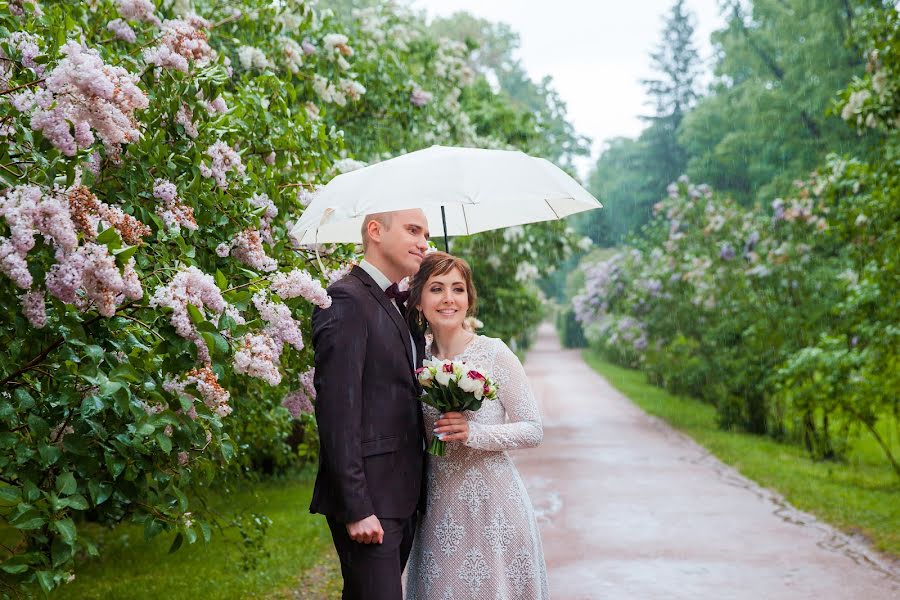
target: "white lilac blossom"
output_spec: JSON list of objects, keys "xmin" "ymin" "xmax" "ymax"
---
[
  {"xmin": 340, "ymin": 78, "xmax": 366, "ymax": 101},
  {"xmin": 433, "ymin": 38, "xmax": 475, "ymax": 87},
  {"xmin": 502, "ymin": 226, "xmax": 525, "ymax": 242},
  {"xmin": 46, "ymin": 245, "xmax": 142, "ymax": 316},
  {"xmin": 67, "ymin": 185, "xmax": 151, "ymax": 245},
  {"xmin": 21, "ymin": 289, "xmax": 47, "ymax": 328},
  {"xmin": 323, "ymin": 33, "xmax": 353, "ymax": 58},
  {"xmin": 175, "ymin": 103, "xmax": 198, "ymax": 138},
  {"xmin": 304, "ymin": 102, "xmax": 320, "ymax": 120},
  {"xmin": 107, "ymin": 18, "xmax": 137, "ymax": 43},
  {"xmin": 116, "ymin": 0, "xmax": 160, "ymax": 25},
  {"xmin": 9, "ymin": 32, "xmax": 43, "ymax": 76},
  {"xmin": 249, "ymin": 193, "xmax": 277, "ymax": 243},
  {"xmin": 144, "ymin": 19, "xmax": 216, "ymax": 74},
  {"xmin": 199, "ymin": 140, "xmax": 246, "ymax": 189},
  {"xmin": 841, "ymin": 90, "xmax": 870, "ymax": 124},
  {"xmin": 9, "ymin": 0, "xmax": 43, "ymax": 17},
  {"xmin": 237, "ymin": 45, "xmax": 273, "ymax": 71},
  {"xmin": 719, "ymin": 242, "xmax": 736, "ymax": 261},
  {"xmin": 164, "ymin": 365, "xmax": 232, "ymax": 417},
  {"xmin": 233, "ymin": 332, "xmax": 282, "ymax": 385},
  {"xmin": 410, "ymin": 87, "xmax": 433, "ymax": 107},
  {"xmin": 296, "ymin": 186, "xmax": 319, "ymax": 208},
  {"xmin": 203, "ymin": 95, "xmax": 228, "ymax": 115},
  {"xmin": 302, "ymin": 40, "xmax": 316, "ymax": 55},
  {"xmin": 332, "ymin": 158, "xmax": 366, "ymax": 173},
  {"xmin": 252, "ymin": 291, "xmax": 304, "ymax": 351},
  {"xmin": 514, "ymin": 262, "xmax": 539, "ymax": 283},
  {"xmin": 277, "ymin": 36, "xmax": 304, "ymax": 73},
  {"xmin": 215, "ymin": 242, "xmax": 231, "ymax": 257},
  {"xmin": 230, "ymin": 229, "xmax": 277, "ymax": 272},
  {"xmin": 269, "ymin": 269, "xmax": 332, "ymax": 308},
  {"xmin": 153, "ymin": 178, "xmax": 197, "ymax": 232},
  {"xmin": 772, "ymin": 198, "xmax": 785, "ymax": 221},
  {"xmin": 281, "ymin": 368, "xmax": 316, "ymax": 418},
  {"xmin": 17, "ymin": 42, "xmax": 148, "ymax": 158},
  {"xmin": 150, "ymin": 266, "xmax": 228, "ymax": 362},
  {"xmin": 312, "ymin": 74, "xmax": 345, "ymax": 106},
  {"xmin": 325, "ymin": 263, "xmax": 353, "ymax": 285},
  {"xmin": 0, "ymin": 185, "xmax": 78, "ymax": 290}
]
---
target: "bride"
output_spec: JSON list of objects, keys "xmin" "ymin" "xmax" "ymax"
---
[{"xmin": 403, "ymin": 251, "xmax": 549, "ymax": 599}]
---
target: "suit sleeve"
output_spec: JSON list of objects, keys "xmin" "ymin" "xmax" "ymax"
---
[{"xmin": 311, "ymin": 285, "xmax": 373, "ymax": 523}]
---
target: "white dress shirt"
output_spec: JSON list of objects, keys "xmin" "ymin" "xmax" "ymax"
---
[{"xmin": 359, "ymin": 259, "xmax": 417, "ymax": 369}]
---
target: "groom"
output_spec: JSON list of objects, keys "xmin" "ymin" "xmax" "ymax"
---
[{"xmin": 310, "ymin": 209, "xmax": 430, "ymax": 599}]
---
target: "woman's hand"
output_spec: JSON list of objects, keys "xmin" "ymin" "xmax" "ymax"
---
[{"xmin": 434, "ymin": 411, "xmax": 469, "ymax": 443}]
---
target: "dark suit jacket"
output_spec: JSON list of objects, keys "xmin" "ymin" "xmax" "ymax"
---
[{"xmin": 309, "ymin": 266, "xmax": 427, "ymax": 523}]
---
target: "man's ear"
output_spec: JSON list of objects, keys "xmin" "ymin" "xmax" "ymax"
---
[{"xmin": 366, "ymin": 219, "xmax": 382, "ymax": 243}]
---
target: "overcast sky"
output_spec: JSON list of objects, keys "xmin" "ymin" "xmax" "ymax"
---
[{"xmin": 410, "ymin": 0, "xmax": 725, "ymax": 178}]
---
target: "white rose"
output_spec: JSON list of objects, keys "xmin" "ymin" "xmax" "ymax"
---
[
  {"xmin": 435, "ymin": 363, "xmax": 454, "ymax": 387},
  {"xmin": 457, "ymin": 374, "xmax": 481, "ymax": 394},
  {"xmin": 417, "ymin": 368, "xmax": 434, "ymax": 387}
]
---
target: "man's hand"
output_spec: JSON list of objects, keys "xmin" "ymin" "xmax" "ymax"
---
[{"xmin": 346, "ymin": 515, "xmax": 384, "ymax": 544}]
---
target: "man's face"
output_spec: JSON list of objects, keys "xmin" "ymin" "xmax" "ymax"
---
[{"xmin": 374, "ymin": 209, "xmax": 430, "ymax": 278}]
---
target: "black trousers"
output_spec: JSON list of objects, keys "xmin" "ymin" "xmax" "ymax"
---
[{"xmin": 326, "ymin": 514, "xmax": 417, "ymax": 600}]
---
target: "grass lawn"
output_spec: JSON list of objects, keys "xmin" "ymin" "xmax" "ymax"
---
[
  {"xmin": 583, "ymin": 349, "xmax": 900, "ymax": 557},
  {"xmin": 51, "ymin": 473, "xmax": 341, "ymax": 599}
]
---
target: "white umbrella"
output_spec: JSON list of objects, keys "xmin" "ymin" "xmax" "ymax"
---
[{"xmin": 289, "ymin": 145, "xmax": 601, "ymax": 250}]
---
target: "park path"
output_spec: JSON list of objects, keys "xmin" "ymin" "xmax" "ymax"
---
[{"xmin": 511, "ymin": 323, "xmax": 899, "ymax": 600}]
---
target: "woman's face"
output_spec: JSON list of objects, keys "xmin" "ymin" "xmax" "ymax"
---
[{"xmin": 418, "ymin": 267, "xmax": 469, "ymax": 330}]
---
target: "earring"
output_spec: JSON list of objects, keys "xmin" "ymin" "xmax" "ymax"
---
[{"xmin": 416, "ymin": 310, "xmax": 426, "ymax": 329}]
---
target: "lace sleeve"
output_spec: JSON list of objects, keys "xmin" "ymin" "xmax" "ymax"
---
[{"xmin": 464, "ymin": 339, "xmax": 543, "ymax": 451}]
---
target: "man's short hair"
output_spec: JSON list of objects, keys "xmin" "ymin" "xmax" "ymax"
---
[{"xmin": 361, "ymin": 212, "xmax": 394, "ymax": 251}]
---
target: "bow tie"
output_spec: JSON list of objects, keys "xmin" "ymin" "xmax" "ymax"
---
[{"xmin": 385, "ymin": 282, "xmax": 410, "ymax": 303}]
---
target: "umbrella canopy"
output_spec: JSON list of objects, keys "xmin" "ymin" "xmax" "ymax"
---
[{"xmin": 289, "ymin": 145, "xmax": 601, "ymax": 246}]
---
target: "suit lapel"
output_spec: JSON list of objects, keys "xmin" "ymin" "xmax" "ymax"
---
[{"xmin": 351, "ymin": 266, "xmax": 415, "ymax": 372}]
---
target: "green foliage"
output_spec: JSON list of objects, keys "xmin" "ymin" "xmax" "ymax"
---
[
  {"xmin": 571, "ymin": 5, "xmax": 900, "ymax": 479},
  {"xmin": 578, "ymin": 0, "xmax": 701, "ymax": 246},
  {"xmin": 555, "ymin": 307, "xmax": 586, "ymax": 349},
  {"xmin": 49, "ymin": 475, "xmax": 337, "ymax": 599},
  {"xmin": 680, "ymin": 0, "xmax": 878, "ymax": 203},
  {"xmin": 0, "ymin": 0, "xmax": 583, "ymax": 591}
]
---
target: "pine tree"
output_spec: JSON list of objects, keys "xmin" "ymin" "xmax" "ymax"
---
[{"xmin": 639, "ymin": 0, "xmax": 702, "ymax": 187}]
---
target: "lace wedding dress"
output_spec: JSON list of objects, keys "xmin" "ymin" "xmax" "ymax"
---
[{"xmin": 405, "ymin": 335, "xmax": 550, "ymax": 599}]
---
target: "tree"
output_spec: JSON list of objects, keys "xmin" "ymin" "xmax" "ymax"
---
[
  {"xmin": 429, "ymin": 11, "xmax": 592, "ymax": 170},
  {"xmin": 640, "ymin": 0, "xmax": 702, "ymax": 180},
  {"xmin": 578, "ymin": 0, "xmax": 701, "ymax": 245},
  {"xmin": 0, "ymin": 0, "xmax": 584, "ymax": 591},
  {"xmin": 679, "ymin": 0, "xmax": 880, "ymax": 203}
]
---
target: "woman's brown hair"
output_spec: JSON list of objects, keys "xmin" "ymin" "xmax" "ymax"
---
[{"xmin": 406, "ymin": 251, "xmax": 477, "ymax": 334}]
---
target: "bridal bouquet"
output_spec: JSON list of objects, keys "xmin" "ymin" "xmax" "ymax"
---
[{"xmin": 416, "ymin": 358, "xmax": 499, "ymax": 456}]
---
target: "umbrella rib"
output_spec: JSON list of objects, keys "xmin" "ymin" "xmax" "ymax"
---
[
  {"xmin": 462, "ymin": 204, "xmax": 470, "ymax": 235},
  {"xmin": 544, "ymin": 198, "xmax": 561, "ymax": 220}
]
